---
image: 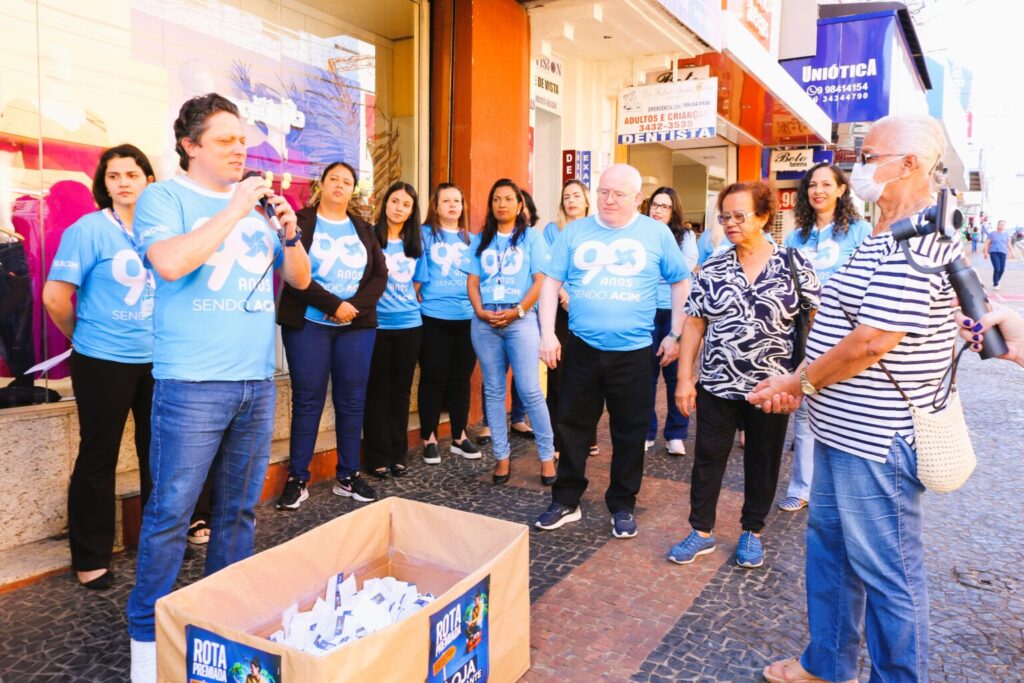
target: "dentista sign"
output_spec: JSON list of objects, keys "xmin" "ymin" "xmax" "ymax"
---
[{"xmin": 616, "ymin": 78, "xmax": 717, "ymax": 144}]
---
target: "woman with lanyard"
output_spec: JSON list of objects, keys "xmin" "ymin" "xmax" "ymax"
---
[
  {"xmin": 669, "ymin": 181, "xmax": 820, "ymax": 570},
  {"xmin": 541, "ymin": 179, "xmax": 599, "ymax": 458},
  {"xmin": 417, "ymin": 183, "xmax": 481, "ymax": 465},
  {"xmin": 645, "ymin": 187, "xmax": 698, "ymax": 457},
  {"xmin": 777, "ymin": 163, "xmax": 869, "ymax": 513},
  {"xmin": 276, "ymin": 161, "xmax": 387, "ymax": 510},
  {"xmin": 363, "ymin": 181, "xmax": 427, "ymax": 480},
  {"xmin": 466, "ymin": 179, "xmax": 556, "ymax": 485},
  {"xmin": 43, "ymin": 144, "xmax": 156, "ymax": 589},
  {"xmin": 476, "ymin": 190, "xmax": 542, "ymax": 445}
]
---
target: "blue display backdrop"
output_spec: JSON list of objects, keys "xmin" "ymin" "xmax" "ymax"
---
[{"xmin": 781, "ymin": 12, "xmax": 896, "ymax": 124}]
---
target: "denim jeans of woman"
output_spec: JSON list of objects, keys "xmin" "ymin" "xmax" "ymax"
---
[
  {"xmin": 282, "ymin": 323, "xmax": 376, "ymax": 481},
  {"xmin": 470, "ymin": 307, "xmax": 554, "ymax": 462},
  {"xmin": 648, "ymin": 308, "xmax": 689, "ymax": 441},
  {"xmin": 801, "ymin": 435, "xmax": 929, "ymax": 682},
  {"xmin": 785, "ymin": 402, "xmax": 814, "ymax": 501}
]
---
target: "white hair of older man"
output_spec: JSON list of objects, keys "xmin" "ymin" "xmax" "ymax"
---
[{"xmin": 872, "ymin": 113, "xmax": 947, "ymax": 188}]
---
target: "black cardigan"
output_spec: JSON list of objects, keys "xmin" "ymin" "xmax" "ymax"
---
[{"xmin": 277, "ymin": 206, "xmax": 388, "ymax": 330}]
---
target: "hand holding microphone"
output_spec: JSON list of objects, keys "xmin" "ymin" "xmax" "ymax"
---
[{"xmin": 241, "ymin": 171, "xmax": 298, "ymax": 243}]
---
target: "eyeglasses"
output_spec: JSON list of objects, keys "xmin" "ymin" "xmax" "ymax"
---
[
  {"xmin": 597, "ymin": 188, "xmax": 634, "ymax": 202},
  {"xmin": 857, "ymin": 152, "xmax": 907, "ymax": 165},
  {"xmin": 717, "ymin": 211, "xmax": 755, "ymax": 225},
  {"xmin": 649, "ymin": 202, "xmax": 673, "ymax": 212}
]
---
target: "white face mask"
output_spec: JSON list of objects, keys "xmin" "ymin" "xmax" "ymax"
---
[{"xmin": 850, "ymin": 156, "xmax": 904, "ymax": 203}]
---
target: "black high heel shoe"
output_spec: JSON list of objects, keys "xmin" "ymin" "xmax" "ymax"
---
[
  {"xmin": 492, "ymin": 462, "xmax": 511, "ymax": 485},
  {"xmin": 540, "ymin": 473, "xmax": 557, "ymax": 486}
]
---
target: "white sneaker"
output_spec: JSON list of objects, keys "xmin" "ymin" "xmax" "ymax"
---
[
  {"xmin": 130, "ymin": 639, "xmax": 157, "ymax": 683},
  {"xmin": 667, "ymin": 439, "xmax": 686, "ymax": 456},
  {"xmin": 993, "ymin": 284, "xmax": 1001, "ymax": 291},
  {"xmin": 644, "ymin": 439, "xmax": 656, "ymax": 451}
]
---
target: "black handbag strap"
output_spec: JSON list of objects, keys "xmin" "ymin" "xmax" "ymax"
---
[{"xmin": 786, "ymin": 248, "xmax": 810, "ymax": 310}]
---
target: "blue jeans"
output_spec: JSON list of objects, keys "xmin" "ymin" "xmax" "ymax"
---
[
  {"xmin": 990, "ymin": 251, "xmax": 1007, "ymax": 287},
  {"xmin": 282, "ymin": 323, "xmax": 376, "ymax": 481},
  {"xmin": 470, "ymin": 308, "xmax": 554, "ymax": 462},
  {"xmin": 801, "ymin": 436, "xmax": 929, "ymax": 682},
  {"xmin": 648, "ymin": 309, "xmax": 688, "ymax": 441},
  {"xmin": 786, "ymin": 402, "xmax": 814, "ymax": 501},
  {"xmin": 126, "ymin": 379, "xmax": 275, "ymax": 641},
  {"xmin": 482, "ymin": 377, "xmax": 526, "ymax": 426}
]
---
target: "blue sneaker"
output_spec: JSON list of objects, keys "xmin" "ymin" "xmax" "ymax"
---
[
  {"xmin": 610, "ymin": 511, "xmax": 638, "ymax": 539},
  {"xmin": 534, "ymin": 502, "xmax": 581, "ymax": 531},
  {"xmin": 667, "ymin": 530, "xmax": 716, "ymax": 565},
  {"xmin": 736, "ymin": 530, "xmax": 764, "ymax": 568}
]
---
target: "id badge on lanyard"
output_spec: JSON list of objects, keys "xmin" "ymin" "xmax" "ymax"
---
[{"xmin": 110, "ymin": 209, "xmax": 156, "ymax": 320}]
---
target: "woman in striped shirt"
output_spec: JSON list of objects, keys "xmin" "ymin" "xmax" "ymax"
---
[{"xmin": 752, "ymin": 114, "xmax": 959, "ymax": 683}]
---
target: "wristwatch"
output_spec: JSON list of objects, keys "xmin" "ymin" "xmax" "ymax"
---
[
  {"xmin": 799, "ymin": 368, "xmax": 818, "ymax": 396},
  {"xmin": 516, "ymin": 305, "xmax": 526, "ymax": 319},
  {"xmin": 284, "ymin": 227, "xmax": 303, "ymax": 247},
  {"xmin": 668, "ymin": 331, "xmax": 681, "ymax": 343}
]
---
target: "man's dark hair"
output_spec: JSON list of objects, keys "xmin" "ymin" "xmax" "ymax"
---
[
  {"xmin": 91, "ymin": 144, "xmax": 155, "ymax": 209},
  {"xmin": 173, "ymin": 93, "xmax": 240, "ymax": 170}
]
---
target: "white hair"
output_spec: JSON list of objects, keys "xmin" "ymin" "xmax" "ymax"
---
[{"xmin": 872, "ymin": 113, "xmax": 947, "ymax": 179}]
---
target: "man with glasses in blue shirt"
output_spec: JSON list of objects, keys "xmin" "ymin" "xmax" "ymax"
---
[{"xmin": 534, "ymin": 164, "xmax": 690, "ymax": 538}]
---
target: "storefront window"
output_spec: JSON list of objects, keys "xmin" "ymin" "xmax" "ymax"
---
[{"xmin": 0, "ymin": 0, "xmax": 420, "ymax": 408}]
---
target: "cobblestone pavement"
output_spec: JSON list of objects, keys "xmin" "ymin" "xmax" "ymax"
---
[{"xmin": 0, "ymin": 259, "xmax": 1022, "ymax": 682}]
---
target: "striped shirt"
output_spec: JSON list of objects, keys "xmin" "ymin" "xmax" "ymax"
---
[{"xmin": 806, "ymin": 222, "xmax": 961, "ymax": 462}]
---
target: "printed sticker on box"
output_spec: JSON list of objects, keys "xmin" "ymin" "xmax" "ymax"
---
[
  {"xmin": 186, "ymin": 624, "xmax": 282, "ymax": 683},
  {"xmin": 427, "ymin": 576, "xmax": 490, "ymax": 683}
]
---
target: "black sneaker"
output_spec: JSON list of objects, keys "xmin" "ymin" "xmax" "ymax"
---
[
  {"xmin": 450, "ymin": 438, "xmax": 482, "ymax": 460},
  {"xmin": 422, "ymin": 443, "xmax": 441, "ymax": 465},
  {"xmin": 332, "ymin": 473, "xmax": 378, "ymax": 503},
  {"xmin": 276, "ymin": 477, "xmax": 308, "ymax": 510}
]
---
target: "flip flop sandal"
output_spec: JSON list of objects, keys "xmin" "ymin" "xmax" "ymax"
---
[{"xmin": 187, "ymin": 520, "xmax": 211, "ymax": 546}]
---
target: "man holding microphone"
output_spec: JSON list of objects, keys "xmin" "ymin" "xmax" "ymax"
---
[{"xmin": 127, "ymin": 94, "xmax": 311, "ymax": 682}]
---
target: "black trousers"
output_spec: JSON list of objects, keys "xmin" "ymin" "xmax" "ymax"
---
[
  {"xmin": 551, "ymin": 334, "xmax": 651, "ymax": 513},
  {"xmin": 545, "ymin": 308, "xmax": 596, "ymax": 451},
  {"xmin": 0, "ymin": 242, "xmax": 35, "ymax": 386},
  {"xmin": 364, "ymin": 326, "xmax": 423, "ymax": 469},
  {"xmin": 67, "ymin": 351, "xmax": 153, "ymax": 570},
  {"xmin": 418, "ymin": 315, "xmax": 476, "ymax": 440},
  {"xmin": 688, "ymin": 384, "xmax": 789, "ymax": 533}
]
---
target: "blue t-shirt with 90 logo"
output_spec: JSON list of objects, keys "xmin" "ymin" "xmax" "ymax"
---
[
  {"xmin": 419, "ymin": 226, "xmax": 472, "ymax": 320},
  {"xmin": 133, "ymin": 175, "xmax": 280, "ymax": 381},
  {"xmin": 304, "ymin": 216, "xmax": 367, "ymax": 326},
  {"xmin": 48, "ymin": 210, "xmax": 154, "ymax": 363},
  {"xmin": 541, "ymin": 214, "xmax": 690, "ymax": 351},
  {"xmin": 464, "ymin": 228, "xmax": 547, "ymax": 306},
  {"xmin": 378, "ymin": 239, "xmax": 429, "ymax": 330},
  {"xmin": 783, "ymin": 219, "xmax": 870, "ymax": 284}
]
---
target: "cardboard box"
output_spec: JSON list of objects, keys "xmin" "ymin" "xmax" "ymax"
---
[{"xmin": 156, "ymin": 497, "xmax": 530, "ymax": 682}]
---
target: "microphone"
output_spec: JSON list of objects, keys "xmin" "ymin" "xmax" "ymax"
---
[{"xmin": 243, "ymin": 170, "xmax": 285, "ymax": 239}]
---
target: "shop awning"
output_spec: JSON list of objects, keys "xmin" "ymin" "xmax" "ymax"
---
[{"xmin": 717, "ymin": 11, "xmax": 832, "ymax": 144}]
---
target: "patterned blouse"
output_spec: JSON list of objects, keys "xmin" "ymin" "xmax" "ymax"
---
[{"xmin": 686, "ymin": 244, "xmax": 821, "ymax": 400}]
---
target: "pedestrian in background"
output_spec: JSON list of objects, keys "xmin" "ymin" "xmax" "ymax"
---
[
  {"xmin": 752, "ymin": 113, "xmax": 958, "ymax": 683},
  {"xmin": 535, "ymin": 164, "xmax": 690, "ymax": 538},
  {"xmin": 417, "ymin": 183, "xmax": 481, "ymax": 464},
  {"xmin": 466, "ymin": 179, "xmax": 555, "ymax": 485},
  {"xmin": 43, "ymin": 144, "xmax": 156, "ymax": 590},
  {"xmin": 277, "ymin": 161, "xmax": 387, "ymax": 510},
  {"xmin": 669, "ymin": 181, "xmax": 820, "ymax": 570},
  {"xmin": 777, "ymin": 163, "xmax": 870, "ymax": 513},
  {"xmin": 363, "ymin": 181, "xmax": 427, "ymax": 480},
  {"xmin": 984, "ymin": 219, "xmax": 1009, "ymax": 290},
  {"xmin": 645, "ymin": 186, "xmax": 697, "ymax": 457}
]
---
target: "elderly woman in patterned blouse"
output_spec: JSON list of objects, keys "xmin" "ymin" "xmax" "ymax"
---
[{"xmin": 668, "ymin": 180, "xmax": 821, "ymax": 571}]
